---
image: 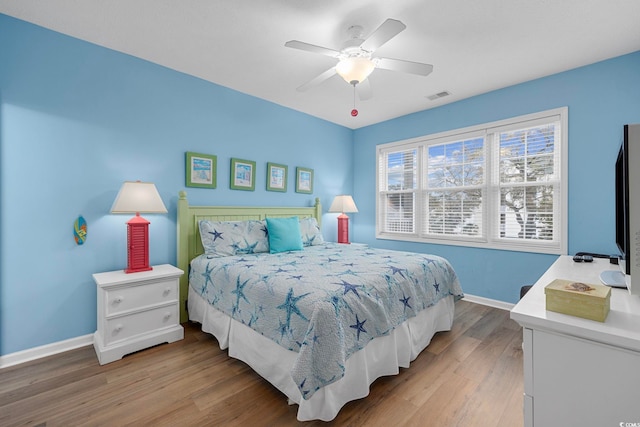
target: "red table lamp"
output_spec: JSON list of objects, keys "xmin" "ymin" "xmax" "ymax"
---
[
  {"xmin": 328, "ymin": 195, "xmax": 359, "ymax": 244},
  {"xmin": 111, "ymin": 181, "xmax": 168, "ymax": 273}
]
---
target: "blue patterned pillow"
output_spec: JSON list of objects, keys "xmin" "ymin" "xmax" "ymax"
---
[
  {"xmin": 199, "ymin": 220, "xmax": 269, "ymax": 257},
  {"xmin": 299, "ymin": 217, "xmax": 324, "ymax": 247},
  {"xmin": 266, "ymin": 216, "xmax": 303, "ymax": 254}
]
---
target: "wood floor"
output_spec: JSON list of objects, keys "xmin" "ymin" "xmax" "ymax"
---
[{"xmin": 0, "ymin": 300, "xmax": 523, "ymax": 426}]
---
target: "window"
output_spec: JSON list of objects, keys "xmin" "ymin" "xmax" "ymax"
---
[{"xmin": 377, "ymin": 108, "xmax": 567, "ymax": 254}]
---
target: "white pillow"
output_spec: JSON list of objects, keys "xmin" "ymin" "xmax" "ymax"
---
[
  {"xmin": 199, "ymin": 219, "xmax": 269, "ymax": 257},
  {"xmin": 299, "ymin": 217, "xmax": 324, "ymax": 247}
]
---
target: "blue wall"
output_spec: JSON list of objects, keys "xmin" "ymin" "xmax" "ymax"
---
[
  {"xmin": 0, "ymin": 15, "xmax": 352, "ymax": 355},
  {"xmin": 352, "ymin": 51, "xmax": 640, "ymax": 304},
  {"xmin": 2, "ymin": 12, "xmax": 639, "ymax": 357}
]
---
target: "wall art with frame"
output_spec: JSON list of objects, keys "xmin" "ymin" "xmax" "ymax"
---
[
  {"xmin": 266, "ymin": 162, "xmax": 288, "ymax": 192},
  {"xmin": 295, "ymin": 167, "xmax": 314, "ymax": 194},
  {"xmin": 230, "ymin": 158, "xmax": 256, "ymax": 191},
  {"xmin": 186, "ymin": 151, "xmax": 217, "ymax": 189}
]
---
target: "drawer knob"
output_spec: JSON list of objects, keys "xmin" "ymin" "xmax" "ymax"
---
[
  {"xmin": 163, "ymin": 313, "xmax": 172, "ymax": 321},
  {"xmin": 163, "ymin": 288, "xmax": 171, "ymax": 296},
  {"xmin": 113, "ymin": 296, "xmax": 123, "ymax": 304},
  {"xmin": 114, "ymin": 324, "xmax": 123, "ymax": 333}
]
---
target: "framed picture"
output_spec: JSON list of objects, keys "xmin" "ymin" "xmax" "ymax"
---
[
  {"xmin": 230, "ymin": 158, "xmax": 256, "ymax": 191},
  {"xmin": 295, "ymin": 167, "xmax": 314, "ymax": 194},
  {"xmin": 186, "ymin": 152, "xmax": 217, "ymax": 189},
  {"xmin": 266, "ymin": 162, "xmax": 288, "ymax": 192}
]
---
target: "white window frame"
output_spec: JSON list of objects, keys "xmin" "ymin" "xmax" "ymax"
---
[{"xmin": 376, "ymin": 107, "xmax": 568, "ymax": 255}]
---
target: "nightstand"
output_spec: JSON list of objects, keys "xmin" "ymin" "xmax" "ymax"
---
[{"xmin": 92, "ymin": 264, "xmax": 184, "ymax": 365}]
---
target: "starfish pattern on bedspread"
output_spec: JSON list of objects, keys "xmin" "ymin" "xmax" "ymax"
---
[
  {"xmin": 334, "ymin": 279, "xmax": 362, "ymax": 298},
  {"xmin": 400, "ymin": 293, "xmax": 412, "ymax": 311},
  {"xmin": 350, "ymin": 314, "xmax": 367, "ymax": 341},
  {"xmin": 201, "ymin": 263, "xmax": 214, "ymax": 293},
  {"xmin": 189, "ymin": 242, "xmax": 463, "ymax": 400},
  {"xmin": 231, "ymin": 277, "xmax": 250, "ymax": 316},
  {"xmin": 277, "ymin": 288, "xmax": 310, "ymax": 331},
  {"xmin": 389, "ymin": 265, "xmax": 407, "ymax": 278}
]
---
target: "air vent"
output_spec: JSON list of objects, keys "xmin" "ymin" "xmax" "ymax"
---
[{"xmin": 427, "ymin": 91, "xmax": 451, "ymax": 101}]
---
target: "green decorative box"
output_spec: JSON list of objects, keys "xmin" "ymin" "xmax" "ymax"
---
[{"xmin": 545, "ymin": 279, "xmax": 611, "ymax": 322}]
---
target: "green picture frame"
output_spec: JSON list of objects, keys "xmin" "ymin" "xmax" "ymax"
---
[
  {"xmin": 295, "ymin": 167, "xmax": 314, "ymax": 194},
  {"xmin": 185, "ymin": 151, "xmax": 217, "ymax": 189},
  {"xmin": 230, "ymin": 157, "xmax": 256, "ymax": 191},
  {"xmin": 266, "ymin": 162, "xmax": 288, "ymax": 192}
]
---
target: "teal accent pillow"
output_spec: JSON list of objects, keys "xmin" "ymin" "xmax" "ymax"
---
[{"xmin": 266, "ymin": 216, "xmax": 303, "ymax": 254}]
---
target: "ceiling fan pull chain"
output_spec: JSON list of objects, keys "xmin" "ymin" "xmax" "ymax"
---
[{"xmin": 351, "ymin": 83, "xmax": 358, "ymax": 117}]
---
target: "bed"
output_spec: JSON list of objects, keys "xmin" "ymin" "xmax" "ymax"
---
[{"xmin": 176, "ymin": 191, "xmax": 463, "ymax": 421}]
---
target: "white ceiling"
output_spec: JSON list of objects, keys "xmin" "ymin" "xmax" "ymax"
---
[{"xmin": 1, "ymin": 0, "xmax": 639, "ymax": 129}]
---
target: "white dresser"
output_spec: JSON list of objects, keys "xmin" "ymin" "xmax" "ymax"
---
[
  {"xmin": 93, "ymin": 264, "xmax": 184, "ymax": 365},
  {"xmin": 511, "ymin": 256, "xmax": 640, "ymax": 427}
]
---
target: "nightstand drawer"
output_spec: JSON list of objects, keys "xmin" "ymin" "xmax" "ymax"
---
[
  {"xmin": 103, "ymin": 304, "xmax": 179, "ymax": 346},
  {"xmin": 105, "ymin": 279, "xmax": 178, "ymax": 316}
]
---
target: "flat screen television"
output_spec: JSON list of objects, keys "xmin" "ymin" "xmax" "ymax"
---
[{"xmin": 601, "ymin": 124, "xmax": 640, "ymax": 295}]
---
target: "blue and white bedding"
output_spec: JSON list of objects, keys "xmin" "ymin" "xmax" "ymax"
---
[{"xmin": 189, "ymin": 242, "xmax": 463, "ymax": 399}]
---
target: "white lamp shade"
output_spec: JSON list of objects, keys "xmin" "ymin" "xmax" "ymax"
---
[
  {"xmin": 335, "ymin": 57, "xmax": 376, "ymax": 85},
  {"xmin": 329, "ymin": 195, "xmax": 359, "ymax": 214},
  {"xmin": 111, "ymin": 181, "xmax": 168, "ymax": 214}
]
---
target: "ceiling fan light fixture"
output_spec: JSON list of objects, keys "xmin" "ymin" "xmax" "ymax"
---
[{"xmin": 336, "ymin": 57, "xmax": 376, "ymax": 85}]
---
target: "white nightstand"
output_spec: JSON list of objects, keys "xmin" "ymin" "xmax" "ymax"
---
[{"xmin": 92, "ymin": 264, "xmax": 184, "ymax": 365}]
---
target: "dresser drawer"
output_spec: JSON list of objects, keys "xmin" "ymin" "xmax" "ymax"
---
[
  {"xmin": 104, "ymin": 304, "xmax": 179, "ymax": 345},
  {"xmin": 105, "ymin": 279, "xmax": 178, "ymax": 316}
]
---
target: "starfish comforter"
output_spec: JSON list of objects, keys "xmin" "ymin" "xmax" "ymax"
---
[{"xmin": 189, "ymin": 242, "xmax": 463, "ymax": 401}]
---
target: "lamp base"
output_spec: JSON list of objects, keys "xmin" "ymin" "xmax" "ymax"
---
[
  {"xmin": 125, "ymin": 266, "xmax": 153, "ymax": 274},
  {"xmin": 125, "ymin": 214, "xmax": 152, "ymax": 274},
  {"xmin": 337, "ymin": 214, "xmax": 350, "ymax": 244}
]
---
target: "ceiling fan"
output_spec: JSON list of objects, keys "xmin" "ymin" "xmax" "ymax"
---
[{"xmin": 285, "ymin": 18, "xmax": 433, "ymax": 101}]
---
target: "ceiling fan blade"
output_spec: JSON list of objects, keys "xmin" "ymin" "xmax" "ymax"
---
[
  {"xmin": 296, "ymin": 67, "xmax": 337, "ymax": 92},
  {"xmin": 360, "ymin": 19, "xmax": 406, "ymax": 52},
  {"xmin": 376, "ymin": 57, "xmax": 434, "ymax": 76},
  {"xmin": 357, "ymin": 79, "xmax": 372, "ymax": 101},
  {"xmin": 285, "ymin": 40, "xmax": 341, "ymax": 58}
]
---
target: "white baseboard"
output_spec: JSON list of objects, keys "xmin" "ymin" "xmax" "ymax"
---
[
  {"xmin": 462, "ymin": 294, "xmax": 515, "ymax": 311},
  {"xmin": 0, "ymin": 334, "xmax": 93, "ymax": 369}
]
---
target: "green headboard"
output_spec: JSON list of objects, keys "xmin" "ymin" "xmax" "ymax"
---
[{"xmin": 176, "ymin": 190, "xmax": 322, "ymax": 322}]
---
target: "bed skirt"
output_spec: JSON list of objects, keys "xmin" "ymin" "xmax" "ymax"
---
[{"xmin": 188, "ymin": 286, "xmax": 455, "ymax": 421}]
